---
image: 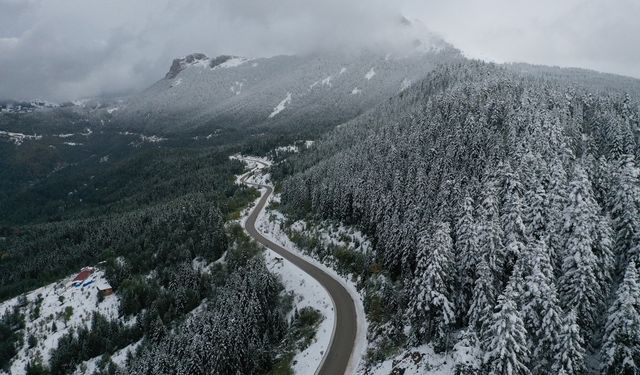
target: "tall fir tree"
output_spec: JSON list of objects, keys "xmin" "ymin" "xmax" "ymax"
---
[
  {"xmin": 611, "ymin": 155, "xmax": 640, "ymax": 268},
  {"xmin": 601, "ymin": 262, "xmax": 640, "ymax": 375},
  {"xmin": 559, "ymin": 164, "xmax": 601, "ymax": 333},
  {"xmin": 408, "ymin": 223, "xmax": 455, "ymax": 345},
  {"xmin": 482, "ymin": 289, "xmax": 531, "ymax": 375},
  {"xmin": 456, "ymin": 195, "xmax": 479, "ymax": 321},
  {"xmin": 551, "ymin": 310, "xmax": 586, "ymax": 375}
]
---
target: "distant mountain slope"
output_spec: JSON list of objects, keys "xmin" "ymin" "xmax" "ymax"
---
[{"xmin": 114, "ymin": 44, "xmax": 462, "ymax": 133}]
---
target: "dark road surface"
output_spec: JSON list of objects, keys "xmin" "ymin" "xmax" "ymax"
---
[{"xmin": 240, "ymin": 161, "xmax": 358, "ymax": 375}]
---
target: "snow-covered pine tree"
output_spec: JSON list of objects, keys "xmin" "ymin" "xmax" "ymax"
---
[
  {"xmin": 544, "ymin": 159, "xmax": 568, "ymax": 274},
  {"xmin": 551, "ymin": 310, "xmax": 586, "ymax": 375},
  {"xmin": 521, "ymin": 250, "xmax": 563, "ymax": 374},
  {"xmin": 483, "ymin": 289, "xmax": 531, "ymax": 375},
  {"xmin": 611, "ymin": 154, "xmax": 640, "ymax": 268},
  {"xmin": 477, "ymin": 178, "xmax": 506, "ymax": 284},
  {"xmin": 468, "ymin": 257, "xmax": 496, "ymax": 344},
  {"xmin": 501, "ymin": 164, "xmax": 528, "ymax": 279},
  {"xmin": 408, "ymin": 222, "xmax": 455, "ymax": 346},
  {"xmin": 601, "ymin": 262, "xmax": 640, "ymax": 374},
  {"xmin": 524, "ymin": 184, "xmax": 547, "ymax": 240},
  {"xmin": 559, "ymin": 164, "xmax": 601, "ymax": 334},
  {"xmin": 455, "ymin": 195, "xmax": 478, "ymax": 321}
]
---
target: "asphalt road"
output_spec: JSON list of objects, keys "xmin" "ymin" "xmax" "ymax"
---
[{"xmin": 240, "ymin": 161, "xmax": 358, "ymax": 375}]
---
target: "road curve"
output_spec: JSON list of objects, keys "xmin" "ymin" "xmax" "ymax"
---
[{"xmin": 240, "ymin": 160, "xmax": 358, "ymax": 375}]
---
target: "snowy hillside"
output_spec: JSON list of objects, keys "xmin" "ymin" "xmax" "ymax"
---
[
  {"xmin": 114, "ymin": 29, "xmax": 461, "ymax": 133},
  {"xmin": 0, "ymin": 268, "xmax": 123, "ymax": 375}
]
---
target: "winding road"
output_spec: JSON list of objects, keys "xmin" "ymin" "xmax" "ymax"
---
[{"xmin": 239, "ymin": 158, "xmax": 359, "ymax": 375}]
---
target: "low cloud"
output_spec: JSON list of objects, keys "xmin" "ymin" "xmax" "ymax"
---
[{"xmin": 0, "ymin": 0, "xmax": 638, "ymax": 101}]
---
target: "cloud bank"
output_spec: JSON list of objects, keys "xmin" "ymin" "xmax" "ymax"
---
[{"xmin": 0, "ymin": 0, "xmax": 638, "ymax": 101}]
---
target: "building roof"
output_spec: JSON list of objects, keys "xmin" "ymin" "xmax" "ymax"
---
[
  {"xmin": 96, "ymin": 280, "xmax": 112, "ymax": 291},
  {"xmin": 72, "ymin": 267, "xmax": 95, "ymax": 283}
]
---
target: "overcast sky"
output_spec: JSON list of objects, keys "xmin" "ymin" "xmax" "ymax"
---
[{"xmin": 1, "ymin": 0, "xmax": 638, "ymax": 101}]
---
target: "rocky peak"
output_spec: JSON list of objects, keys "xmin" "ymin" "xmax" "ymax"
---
[{"xmin": 165, "ymin": 53, "xmax": 209, "ymax": 79}]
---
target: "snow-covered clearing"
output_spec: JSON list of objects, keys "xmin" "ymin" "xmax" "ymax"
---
[
  {"xmin": 0, "ymin": 269, "xmax": 121, "ymax": 375},
  {"xmin": 269, "ymin": 92, "xmax": 292, "ymax": 118},
  {"xmin": 234, "ymin": 155, "xmax": 367, "ymax": 375}
]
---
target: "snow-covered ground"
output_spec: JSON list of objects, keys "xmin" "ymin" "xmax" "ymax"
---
[
  {"xmin": 234, "ymin": 155, "xmax": 368, "ymax": 375},
  {"xmin": 72, "ymin": 339, "xmax": 141, "ymax": 375},
  {"xmin": 0, "ymin": 130, "xmax": 42, "ymax": 145},
  {"xmin": 269, "ymin": 92, "xmax": 292, "ymax": 118},
  {"xmin": 0, "ymin": 269, "xmax": 121, "ymax": 375},
  {"xmin": 363, "ymin": 345, "xmax": 455, "ymax": 375}
]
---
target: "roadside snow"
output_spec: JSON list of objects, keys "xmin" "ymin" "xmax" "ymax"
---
[
  {"xmin": 268, "ymin": 93, "xmax": 292, "ymax": 118},
  {"xmin": 360, "ymin": 344, "xmax": 455, "ymax": 375},
  {"xmin": 234, "ymin": 155, "xmax": 367, "ymax": 375}
]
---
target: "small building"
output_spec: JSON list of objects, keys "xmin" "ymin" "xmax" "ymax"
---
[
  {"xmin": 71, "ymin": 267, "xmax": 95, "ymax": 287},
  {"xmin": 96, "ymin": 280, "xmax": 113, "ymax": 297}
]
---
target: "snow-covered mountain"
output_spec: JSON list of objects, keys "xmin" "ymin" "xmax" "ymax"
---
[{"xmin": 115, "ymin": 34, "xmax": 461, "ymax": 133}]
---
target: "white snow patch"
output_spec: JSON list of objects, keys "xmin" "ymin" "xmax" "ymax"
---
[
  {"xmin": 339, "ymin": 67, "xmax": 347, "ymax": 75},
  {"xmin": 139, "ymin": 135, "xmax": 167, "ymax": 143},
  {"xmin": 359, "ymin": 344, "xmax": 454, "ymax": 375},
  {"xmin": 0, "ymin": 130, "xmax": 42, "ymax": 145},
  {"xmin": 63, "ymin": 142, "xmax": 83, "ymax": 146},
  {"xmin": 216, "ymin": 57, "xmax": 251, "ymax": 69},
  {"xmin": 230, "ymin": 81, "xmax": 244, "ymax": 95},
  {"xmin": 106, "ymin": 107, "xmax": 119, "ymax": 114},
  {"xmin": 170, "ymin": 78, "xmax": 182, "ymax": 88},
  {"xmin": 365, "ymin": 68, "xmax": 376, "ymax": 80},
  {"xmin": 400, "ymin": 78, "xmax": 412, "ymax": 92},
  {"xmin": 268, "ymin": 92, "xmax": 292, "ymax": 118},
  {"xmin": 321, "ymin": 76, "xmax": 332, "ymax": 87},
  {"xmin": 351, "ymin": 87, "xmax": 362, "ymax": 95}
]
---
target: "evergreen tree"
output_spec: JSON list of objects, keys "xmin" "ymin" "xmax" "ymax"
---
[
  {"xmin": 483, "ymin": 290, "xmax": 530, "ymax": 375},
  {"xmin": 611, "ymin": 155, "xmax": 640, "ymax": 267},
  {"xmin": 552, "ymin": 310, "xmax": 586, "ymax": 375},
  {"xmin": 601, "ymin": 262, "xmax": 640, "ymax": 375},
  {"xmin": 559, "ymin": 165, "xmax": 601, "ymax": 333},
  {"xmin": 468, "ymin": 257, "xmax": 496, "ymax": 342},
  {"xmin": 456, "ymin": 195, "xmax": 478, "ymax": 321},
  {"xmin": 408, "ymin": 223, "xmax": 455, "ymax": 345}
]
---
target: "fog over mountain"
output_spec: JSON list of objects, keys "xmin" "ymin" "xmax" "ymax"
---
[{"xmin": 1, "ymin": 0, "xmax": 639, "ymax": 101}]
